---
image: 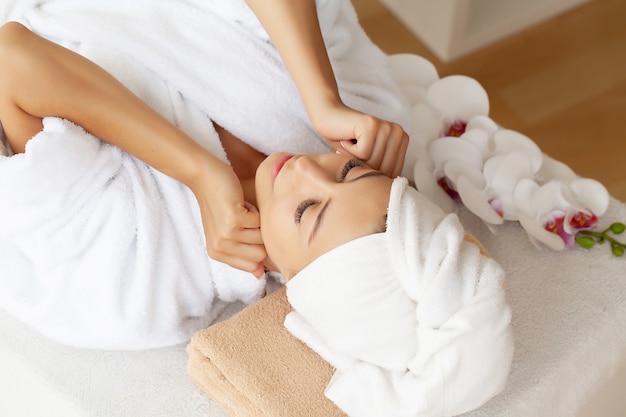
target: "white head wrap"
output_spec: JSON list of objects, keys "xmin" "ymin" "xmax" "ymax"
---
[{"xmin": 286, "ymin": 177, "xmax": 514, "ymax": 417}]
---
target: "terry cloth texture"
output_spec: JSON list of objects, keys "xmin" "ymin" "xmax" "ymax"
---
[
  {"xmin": 286, "ymin": 177, "xmax": 514, "ymax": 417},
  {"xmin": 0, "ymin": 0, "xmax": 409, "ymax": 350},
  {"xmin": 187, "ymin": 198, "xmax": 626, "ymax": 417},
  {"xmin": 187, "ymin": 287, "xmax": 346, "ymax": 417}
]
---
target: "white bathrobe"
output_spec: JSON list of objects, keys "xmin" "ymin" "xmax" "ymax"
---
[{"xmin": 0, "ymin": 0, "xmax": 412, "ymax": 349}]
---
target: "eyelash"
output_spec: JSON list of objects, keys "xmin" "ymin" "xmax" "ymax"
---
[
  {"xmin": 294, "ymin": 158, "xmax": 366, "ymax": 224},
  {"xmin": 294, "ymin": 198, "xmax": 319, "ymax": 224},
  {"xmin": 341, "ymin": 158, "xmax": 365, "ymax": 181}
]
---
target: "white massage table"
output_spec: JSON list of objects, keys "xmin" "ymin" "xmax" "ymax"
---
[
  {"xmin": 0, "ymin": 288, "xmax": 229, "ymax": 417},
  {"xmin": 1, "ymin": 0, "xmax": 625, "ymax": 414},
  {"xmin": 2, "ymin": 199, "xmax": 626, "ymax": 417}
]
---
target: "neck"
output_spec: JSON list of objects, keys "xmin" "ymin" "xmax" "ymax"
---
[
  {"xmin": 215, "ymin": 124, "xmax": 281, "ymax": 273},
  {"xmin": 215, "ymin": 124, "xmax": 267, "ymax": 207}
]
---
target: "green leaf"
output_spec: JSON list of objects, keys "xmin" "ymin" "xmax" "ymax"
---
[
  {"xmin": 610, "ymin": 222, "xmax": 626, "ymax": 235},
  {"xmin": 575, "ymin": 236, "xmax": 596, "ymax": 249},
  {"xmin": 611, "ymin": 244, "xmax": 624, "ymax": 257}
]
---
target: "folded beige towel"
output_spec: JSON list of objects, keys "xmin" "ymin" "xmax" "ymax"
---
[
  {"xmin": 187, "ymin": 232, "xmax": 490, "ymax": 417},
  {"xmin": 187, "ymin": 288, "xmax": 346, "ymax": 417}
]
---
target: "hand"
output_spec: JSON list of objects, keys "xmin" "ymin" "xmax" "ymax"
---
[
  {"xmin": 311, "ymin": 102, "xmax": 409, "ymax": 178},
  {"xmin": 190, "ymin": 159, "xmax": 267, "ymax": 278}
]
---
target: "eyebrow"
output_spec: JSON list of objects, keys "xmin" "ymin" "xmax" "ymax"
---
[
  {"xmin": 347, "ymin": 170, "xmax": 387, "ymax": 183},
  {"xmin": 308, "ymin": 170, "xmax": 387, "ymax": 244}
]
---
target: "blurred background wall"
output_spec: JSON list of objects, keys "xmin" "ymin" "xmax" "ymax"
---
[{"xmin": 353, "ymin": 0, "xmax": 626, "ymax": 203}]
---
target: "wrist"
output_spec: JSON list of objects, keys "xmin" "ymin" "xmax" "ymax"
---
[
  {"xmin": 306, "ymin": 92, "xmax": 344, "ymax": 129},
  {"xmin": 180, "ymin": 147, "xmax": 226, "ymax": 193}
]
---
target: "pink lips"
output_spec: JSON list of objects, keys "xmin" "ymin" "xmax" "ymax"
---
[{"xmin": 271, "ymin": 154, "xmax": 294, "ymax": 186}]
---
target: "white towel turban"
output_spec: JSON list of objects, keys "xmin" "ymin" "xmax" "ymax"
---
[{"xmin": 286, "ymin": 177, "xmax": 514, "ymax": 417}]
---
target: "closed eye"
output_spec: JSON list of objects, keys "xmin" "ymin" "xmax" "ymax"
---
[
  {"xmin": 294, "ymin": 198, "xmax": 319, "ymax": 224},
  {"xmin": 340, "ymin": 158, "xmax": 366, "ymax": 181},
  {"xmin": 294, "ymin": 159, "xmax": 367, "ymax": 227}
]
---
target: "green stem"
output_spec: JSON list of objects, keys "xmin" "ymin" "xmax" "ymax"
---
[
  {"xmin": 578, "ymin": 230, "xmax": 624, "ymax": 247},
  {"xmin": 577, "ymin": 223, "xmax": 626, "ymax": 257}
]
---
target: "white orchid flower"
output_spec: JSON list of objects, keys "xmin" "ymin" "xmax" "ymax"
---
[
  {"xmin": 514, "ymin": 178, "xmax": 610, "ymax": 250},
  {"xmin": 400, "ymin": 65, "xmax": 614, "ymax": 253},
  {"xmin": 425, "ymin": 120, "xmax": 544, "ymax": 225},
  {"xmin": 456, "ymin": 150, "xmax": 537, "ymax": 229},
  {"xmin": 427, "ymin": 75, "xmax": 490, "ymax": 138},
  {"xmin": 473, "ymin": 130, "xmax": 543, "ymax": 220},
  {"xmin": 410, "ymin": 76, "xmax": 491, "ymax": 211}
]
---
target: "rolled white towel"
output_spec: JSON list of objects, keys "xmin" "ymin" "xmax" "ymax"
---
[{"xmin": 286, "ymin": 177, "xmax": 514, "ymax": 417}]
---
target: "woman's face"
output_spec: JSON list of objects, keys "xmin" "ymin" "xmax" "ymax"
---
[{"xmin": 255, "ymin": 153, "xmax": 392, "ymax": 279}]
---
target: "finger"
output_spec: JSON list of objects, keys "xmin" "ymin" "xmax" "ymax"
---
[
  {"xmin": 392, "ymin": 131, "xmax": 410, "ymax": 178},
  {"xmin": 366, "ymin": 124, "xmax": 392, "ymax": 171},
  {"xmin": 220, "ymin": 253, "xmax": 266, "ymax": 279},
  {"xmin": 236, "ymin": 226, "xmax": 264, "ymax": 245},
  {"xmin": 208, "ymin": 241, "xmax": 267, "ymax": 271},
  {"xmin": 211, "ymin": 220, "xmax": 263, "ymax": 246},
  {"xmin": 232, "ymin": 241, "xmax": 268, "ymax": 264},
  {"xmin": 340, "ymin": 137, "xmax": 370, "ymax": 160},
  {"xmin": 243, "ymin": 200, "xmax": 258, "ymax": 213},
  {"xmin": 379, "ymin": 144, "xmax": 400, "ymax": 177},
  {"xmin": 218, "ymin": 253, "xmax": 265, "ymax": 279},
  {"xmin": 378, "ymin": 125, "xmax": 407, "ymax": 177},
  {"xmin": 206, "ymin": 226, "xmax": 266, "ymax": 258},
  {"xmin": 235, "ymin": 204, "xmax": 262, "ymax": 229},
  {"xmin": 342, "ymin": 115, "xmax": 380, "ymax": 160},
  {"xmin": 252, "ymin": 263, "xmax": 266, "ymax": 279}
]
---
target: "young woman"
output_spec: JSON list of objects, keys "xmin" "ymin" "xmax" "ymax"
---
[
  {"xmin": 0, "ymin": 0, "xmax": 408, "ymax": 349},
  {"xmin": 0, "ymin": 17, "xmax": 396, "ymax": 274},
  {"xmin": 0, "ymin": 1, "xmax": 408, "ymax": 280},
  {"xmin": 0, "ymin": 3, "xmax": 513, "ymax": 414}
]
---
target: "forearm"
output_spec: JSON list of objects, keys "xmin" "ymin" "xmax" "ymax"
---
[
  {"xmin": 245, "ymin": 0, "xmax": 342, "ymax": 120},
  {"xmin": 3, "ymin": 22, "xmax": 222, "ymax": 189},
  {"xmin": 240, "ymin": 4, "xmax": 409, "ymax": 177}
]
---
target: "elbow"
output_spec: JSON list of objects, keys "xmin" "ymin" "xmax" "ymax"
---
[
  {"xmin": 0, "ymin": 22, "xmax": 37, "ymax": 66},
  {"xmin": 0, "ymin": 21, "xmax": 33, "ymax": 48}
]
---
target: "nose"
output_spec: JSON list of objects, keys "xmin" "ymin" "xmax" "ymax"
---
[{"xmin": 290, "ymin": 155, "xmax": 334, "ymax": 191}]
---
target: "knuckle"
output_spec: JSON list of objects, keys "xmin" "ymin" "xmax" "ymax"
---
[
  {"xmin": 210, "ymin": 237, "xmax": 228, "ymax": 254},
  {"xmin": 390, "ymin": 124, "xmax": 404, "ymax": 140},
  {"xmin": 236, "ymin": 262, "xmax": 254, "ymax": 274},
  {"xmin": 253, "ymin": 248, "xmax": 268, "ymax": 262},
  {"xmin": 363, "ymin": 115, "xmax": 379, "ymax": 130},
  {"xmin": 223, "ymin": 215, "xmax": 238, "ymax": 230}
]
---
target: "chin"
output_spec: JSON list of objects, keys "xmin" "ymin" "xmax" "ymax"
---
[
  {"xmin": 255, "ymin": 154, "xmax": 272, "ymax": 182},
  {"xmin": 254, "ymin": 156, "xmax": 273, "ymax": 209}
]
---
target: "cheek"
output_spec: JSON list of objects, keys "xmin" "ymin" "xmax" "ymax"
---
[
  {"xmin": 260, "ymin": 203, "xmax": 306, "ymax": 275},
  {"xmin": 260, "ymin": 202, "xmax": 290, "ymax": 254}
]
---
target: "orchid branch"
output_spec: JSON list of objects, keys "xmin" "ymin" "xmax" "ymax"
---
[{"xmin": 575, "ymin": 222, "xmax": 626, "ymax": 257}]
